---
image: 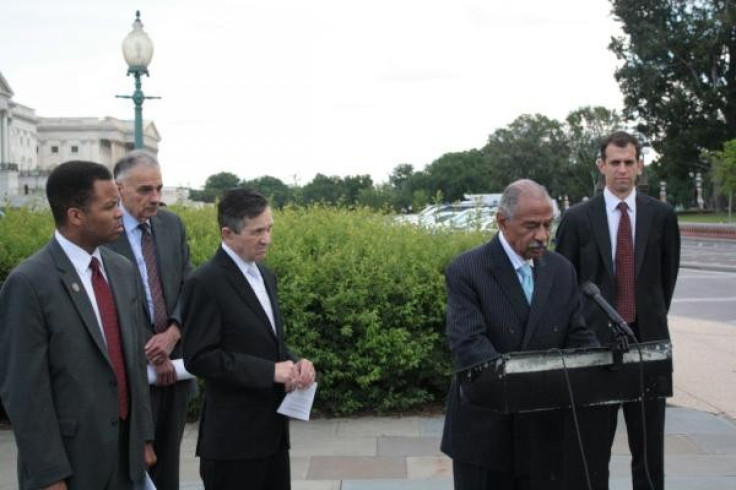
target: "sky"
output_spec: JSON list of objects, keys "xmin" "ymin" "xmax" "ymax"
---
[{"xmin": 1, "ymin": 0, "xmax": 626, "ymax": 189}]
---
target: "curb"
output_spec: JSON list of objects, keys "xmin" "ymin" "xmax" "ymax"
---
[{"xmin": 680, "ymin": 262, "xmax": 736, "ymax": 273}]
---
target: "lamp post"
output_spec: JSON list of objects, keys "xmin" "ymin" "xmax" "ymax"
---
[{"xmin": 117, "ymin": 11, "xmax": 159, "ymax": 149}]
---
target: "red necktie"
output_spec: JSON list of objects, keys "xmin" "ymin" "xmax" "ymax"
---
[
  {"xmin": 615, "ymin": 202, "xmax": 636, "ymax": 324},
  {"xmin": 90, "ymin": 257, "xmax": 130, "ymax": 420},
  {"xmin": 140, "ymin": 223, "xmax": 168, "ymax": 333}
]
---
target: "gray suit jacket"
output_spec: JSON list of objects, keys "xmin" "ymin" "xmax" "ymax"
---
[
  {"xmin": 0, "ymin": 239, "xmax": 154, "ymax": 490},
  {"xmin": 440, "ymin": 236, "xmax": 598, "ymax": 471},
  {"xmin": 105, "ymin": 208, "xmax": 193, "ymax": 356}
]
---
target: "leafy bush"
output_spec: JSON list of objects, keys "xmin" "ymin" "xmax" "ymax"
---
[{"xmin": 0, "ymin": 205, "xmax": 489, "ymax": 416}]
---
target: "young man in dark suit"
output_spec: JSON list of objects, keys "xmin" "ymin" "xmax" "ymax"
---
[
  {"xmin": 182, "ymin": 189, "xmax": 316, "ymax": 490},
  {"xmin": 555, "ymin": 131, "xmax": 681, "ymax": 490},
  {"xmin": 441, "ymin": 179, "xmax": 599, "ymax": 490},
  {"xmin": 0, "ymin": 161, "xmax": 155, "ymax": 489},
  {"xmin": 105, "ymin": 150, "xmax": 194, "ymax": 490}
]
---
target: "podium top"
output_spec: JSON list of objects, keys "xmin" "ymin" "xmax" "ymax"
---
[{"xmin": 490, "ymin": 341, "xmax": 672, "ymax": 375}]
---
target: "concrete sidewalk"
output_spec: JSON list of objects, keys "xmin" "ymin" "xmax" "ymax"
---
[{"xmin": 2, "ymin": 315, "xmax": 735, "ymax": 489}]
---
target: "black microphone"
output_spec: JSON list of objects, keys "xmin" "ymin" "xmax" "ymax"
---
[{"xmin": 581, "ymin": 282, "xmax": 637, "ymax": 341}]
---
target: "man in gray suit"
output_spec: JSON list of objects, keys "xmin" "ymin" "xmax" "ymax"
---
[
  {"xmin": 441, "ymin": 179, "xmax": 598, "ymax": 490},
  {"xmin": 106, "ymin": 150, "xmax": 194, "ymax": 490},
  {"xmin": 0, "ymin": 161, "xmax": 155, "ymax": 490}
]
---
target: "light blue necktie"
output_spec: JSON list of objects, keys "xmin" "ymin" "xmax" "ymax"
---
[{"xmin": 518, "ymin": 263, "xmax": 534, "ymax": 304}]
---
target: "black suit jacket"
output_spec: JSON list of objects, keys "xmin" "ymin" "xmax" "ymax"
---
[
  {"xmin": 555, "ymin": 193, "xmax": 680, "ymax": 343},
  {"xmin": 440, "ymin": 236, "xmax": 598, "ymax": 471},
  {"xmin": 182, "ymin": 247, "xmax": 298, "ymax": 460}
]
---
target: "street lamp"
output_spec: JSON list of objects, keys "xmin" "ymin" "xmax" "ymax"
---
[{"xmin": 117, "ymin": 11, "xmax": 159, "ymax": 149}]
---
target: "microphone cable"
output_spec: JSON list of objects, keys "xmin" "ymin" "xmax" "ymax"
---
[{"xmin": 553, "ymin": 348, "xmax": 593, "ymax": 490}]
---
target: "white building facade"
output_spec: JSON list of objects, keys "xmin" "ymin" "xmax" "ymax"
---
[{"xmin": 0, "ymin": 71, "xmax": 160, "ymax": 203}]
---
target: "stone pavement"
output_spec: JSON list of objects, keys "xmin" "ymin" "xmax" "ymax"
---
[{"xmin": 2, "ymin": 314, "xmax": 735, "ymax": 489}]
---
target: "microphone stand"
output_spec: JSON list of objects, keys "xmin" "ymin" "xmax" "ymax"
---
[{"xmin": 609, "ymin": 320, "xmax": 631, "ymax": 368}]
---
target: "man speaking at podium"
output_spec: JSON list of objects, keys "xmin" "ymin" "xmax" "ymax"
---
[{"xmin": 441, "ymin": 179, "xmax": 598, "ymax": 490}]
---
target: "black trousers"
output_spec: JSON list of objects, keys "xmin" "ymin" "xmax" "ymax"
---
[
  {"xmin": 609, "ymin": 398, "xmax": 666, "ymax": 490},
  {"xmin": 147, "ymin": 380, "xmax": 192, "ymax": 490},
  {"xmin": 200, "ymin": 443, "xmax": 291, "ymax": 490},
  {"xmin": 453, "ymin": 460, "xmax": 530, "ymax": 490}
]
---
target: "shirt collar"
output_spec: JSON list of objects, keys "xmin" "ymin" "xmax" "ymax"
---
[
  {"xmin": 603, "ymin": 187, "xmax": 637, "ymax": 213},
  {"xmin": 498, "ymin": 230, "xmax": 532, "ymax": 271},
  {"xmin": 55, "ymin": 230, "xmax": 102, "ymax": 275},
  {"xmin": 221, "ymin": 242, "xmax": 257, "ymax": 274},
  {"xmin": 121, "ymin": 205, "xmax": 148, "ymax": 233}
]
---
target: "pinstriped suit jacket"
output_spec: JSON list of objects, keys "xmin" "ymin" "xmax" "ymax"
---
[{"xmin": 440, "ymin": 236, "xmax": 598, "ymax": 471}]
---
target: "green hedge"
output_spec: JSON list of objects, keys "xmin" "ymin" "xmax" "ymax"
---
[{"xmin": 0, "ymin": 205, "xmax": 489, "ymax": 416}]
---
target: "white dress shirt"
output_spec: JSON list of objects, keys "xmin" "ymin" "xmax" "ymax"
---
[
  {"xmin": 55, "ymin": 230, "xmax": 108, "ymax": 344},
  {"xmin": 221, "ymin": 242, "xmax": 276, "ymax": 333},
  {"xmin": 603, "ymin": 187, "xmax": 637, "ymax": 268}
]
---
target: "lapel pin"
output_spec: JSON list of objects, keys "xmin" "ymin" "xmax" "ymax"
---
[{"xmin": 71, "ymin": 283, "xmax": 81, "ymax": 293}]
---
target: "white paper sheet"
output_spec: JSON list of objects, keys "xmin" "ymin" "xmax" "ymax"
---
[
  {"xmin": 277, "ymin": 383, "xmax": 318, "ymax": 421},
  {"xmin": 146, "ymin": 358, "xmax": 195, "ymax": 385},
  {"xmin": 134, "ymin": 471, "xmax": 156, "ymax": 490}
]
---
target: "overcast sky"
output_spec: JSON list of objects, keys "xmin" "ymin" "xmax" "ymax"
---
[{"xmin": 1, "ymin": 0, "xmax": 625, "ymax": 189}]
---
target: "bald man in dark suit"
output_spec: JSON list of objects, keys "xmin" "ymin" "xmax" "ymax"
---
[{"xmin": 441, "ymin": 179, "xmax": 599, "ymax": 490}]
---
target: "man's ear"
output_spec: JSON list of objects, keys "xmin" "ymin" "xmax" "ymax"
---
[
  {"xmin": 496, "ymin": 212, "xmax": 506, "ymax": 231},
  {"xmin": 67, "ymin": 207, "xmax": 86, "ymax": 226},
  {"xmin": 596, "ymin": 157, "xmax": 605, "ymax": 174}
]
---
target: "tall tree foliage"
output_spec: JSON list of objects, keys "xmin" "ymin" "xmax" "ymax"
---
[
  {"xmin": 482, "ymin": 114, "xmax": 570, "ymax": 201},
  {"xmin": 609, "ymin": 0, "xmax": 736, "ymax": 206},
  {"xmin": 565, "ymin": 107, "xmax": 625, "ymax": 200},
  {"xmin": 242, "ymin": 176, "xmax": 292, "ymax": 208},
  {"xmin": 703, "ymin": 138, "xmax": 736, "ymax": 217}
]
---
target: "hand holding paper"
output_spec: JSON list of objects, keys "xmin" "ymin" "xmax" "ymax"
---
[{"xmin": 277, "ymin": 383, "xmax": 318, "ymax": 421}]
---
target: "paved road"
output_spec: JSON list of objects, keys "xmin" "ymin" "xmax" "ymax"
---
[
  {"xmin": 681, "ymin": 236, "xmax": 736, "ymax": 270},
  {"xmin": 671, "ymin": 269, "xmax": 736, "ymax": 325}
]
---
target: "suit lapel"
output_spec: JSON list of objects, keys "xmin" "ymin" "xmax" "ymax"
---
[
  {"xmin": 215, "ymin": 249, "xmax": 278, "ymax": 340},
  {"xmin": 634, "ymin": 194, "xmax": 652, "ymax": 277},
  {"xmin": 487, "ymin": 238, "xmax": 529, "ymax": 323},
  {"xmin": 109, "ymin": 229, "xmax": 153, "ymax": 327},
  {"xmin": 49, "ymin": 240, "xmax": 111, "ymax": 364},
  {"xmin": 101, "ymin": 248, "xmax": 139, "ymax": 374},
  {"xmin": 589, "ymin": 194, "xmax": 614, "ymax": 277},
  {"xmin": 149, "ymin": 215, "xmax": 174, "ymax": 307},
  {"xmin": 521, "ymin": 254, "xmax": 553, "ymax": 348}
]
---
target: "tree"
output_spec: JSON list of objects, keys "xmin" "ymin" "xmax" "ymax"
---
[
  {"xmin": 342, "ymin": 175, "xmax": 374, "ymax": 204},
  {"xmin": 423, "ymin": 150, "xmax": 489, "ymax": 202},
  {"xmin": 609, "ymin": 0, "xmax": 736, "ymax": 207},
  {"xmin": 565, "ymin": 106, "xmax": 625, "ymax": 202},
  {"xmin": 703, "ymin": 139, "xmax": 736, "ymax": 219},
  {"xmin": 191, "ymin": 171, "xmax": 241, "ymax": 202},
  {"xmin": 482, "ymin": 114, "xmax": 571, "ymax": 200},
  {"xmin": 242, "ymin": 176, "xmax": 292, "ymax": 208},
  {"xmin": 301, "ymin": 174, "xmax": 345, "ymax": 205}
]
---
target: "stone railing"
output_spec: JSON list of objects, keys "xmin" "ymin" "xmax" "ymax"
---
[{"xmin": 680, "ymin": 222, "xmax": 736, "ymax": 239}]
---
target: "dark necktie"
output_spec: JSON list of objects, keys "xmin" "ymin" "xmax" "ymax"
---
[
  {"xmin": 140, "ymin": 223, "xmax": 168, "ymax": 333},
  {"xmin": 90, "ymin": 257, "xmax": 130, "ymax": 420},
  {"xmin": 615, "ymin": 202, "xmax": 636, "ymax": 323}
]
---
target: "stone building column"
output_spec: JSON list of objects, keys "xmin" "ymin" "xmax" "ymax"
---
[{"xmin": 0, "ymin": 111, "xmax": 7, "ymax": 164}]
